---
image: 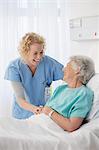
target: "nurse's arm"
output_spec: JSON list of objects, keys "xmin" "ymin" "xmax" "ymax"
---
[
  {"xmin": 42, "ymin": 106, "xmax": 84, "ymax": 132},
  {"xmin": 11, "ymin": 81, "xmax": 42, "ymax": 114}
]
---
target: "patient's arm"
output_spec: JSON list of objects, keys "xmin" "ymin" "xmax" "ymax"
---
[
  {"xmin": 42, "ymin": 106, "xmax": 84, "ymax": 132},
  {"xmin": 11, "ymin": 81, "xmax": 42, "ymax": 114}
]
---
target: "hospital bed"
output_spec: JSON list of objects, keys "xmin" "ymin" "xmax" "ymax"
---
[{"xmin": 0, "ymin": 74, "xmax": 99, "ymax": 150}]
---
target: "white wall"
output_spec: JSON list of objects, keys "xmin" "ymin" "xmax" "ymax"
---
[{"xmin": 64, "ymin": 0, "xmax": 99, "ymax": 72}]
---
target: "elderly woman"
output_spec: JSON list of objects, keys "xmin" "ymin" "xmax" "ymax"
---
[
  {"xmin": 4, "ymin": 32, "xmax": 63, "ymax": 119},
  {"xmin": 41, "ymin": 55, "xmax": 95, "ymax": 132}
]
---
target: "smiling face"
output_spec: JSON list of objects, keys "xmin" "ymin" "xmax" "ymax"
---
[
  {"xmin": 26, "ymin": 43, "xmax": 44, "ymax": 67},
  {"xmin": 63, "ymin": 61, "xmax": 78, "ymax": 83}
]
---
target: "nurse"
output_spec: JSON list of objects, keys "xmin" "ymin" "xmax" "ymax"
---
[{"xmin": 4, "ymin": 32, "xmax": 64, "ymax": 119}]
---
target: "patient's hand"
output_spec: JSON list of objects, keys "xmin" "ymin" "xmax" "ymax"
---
[{"xmin": 41, "ymin": 106, "xmax": 53, "ymax": 116}]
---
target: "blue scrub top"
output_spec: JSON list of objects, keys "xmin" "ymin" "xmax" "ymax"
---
[{"xmin": 4, "ymin": 55, "xmax": 64, "ymax": 119}]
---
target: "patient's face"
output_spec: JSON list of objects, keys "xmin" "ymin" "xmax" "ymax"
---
[{"xmin": 63, "ymin": 61, "xmax": 76, "ymax": 82}]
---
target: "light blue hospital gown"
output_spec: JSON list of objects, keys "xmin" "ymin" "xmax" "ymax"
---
[
  {"xmin": 4, "ymin": 55, "xmax": 64, "ymax": 119},
  {"xmin": 46, "ymin": 84, "xmax": 94, "ymax": 118}
]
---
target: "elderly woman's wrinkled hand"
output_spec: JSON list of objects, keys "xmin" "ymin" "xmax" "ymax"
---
[{"xmin": 41, "ymin": 106, "xmax": 52, "ymax": 116}]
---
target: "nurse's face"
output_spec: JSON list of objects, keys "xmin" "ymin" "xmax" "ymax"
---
[{"xmin": 27, "ymin": 43, "xmax": 44, "ymax": 67}]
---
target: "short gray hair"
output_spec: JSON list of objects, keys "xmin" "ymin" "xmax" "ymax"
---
[{"xmin": 70, "ymin": 55, "xmax": 95, "ymax": 84}]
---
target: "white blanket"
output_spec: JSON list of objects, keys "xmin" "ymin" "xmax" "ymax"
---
[{"xmin": 0, "ymin": 114, "xmax": 99, "ymax": 150}]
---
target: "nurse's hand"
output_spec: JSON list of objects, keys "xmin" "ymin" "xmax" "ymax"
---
[
  {"xmin": 41, "ymin": 106, "xmax": 53, "ymax": 116},
  {"xmin": 32, "ymin": 106, "xmax": 43, "ymax": 115}
]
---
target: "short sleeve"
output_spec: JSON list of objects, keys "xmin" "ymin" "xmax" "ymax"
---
[
  {"xmin": 53, "ymin": 61, "xmax": 64, "ymax": 81},
  {"xmin": 70, "ymin": 91, "xmax": 93, "ymax": 118},
  {"xmin": 44, "ymin": 56, "xmax": 64, "ymax": 85},
  {"xmin": 4, "ymin": 62, "xmax": 21, "ymax": 82}
]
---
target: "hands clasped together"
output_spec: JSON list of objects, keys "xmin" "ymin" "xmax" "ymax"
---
[{"xmin": 33, "ymin": 106, "xmax": 53, "ymax": 116}]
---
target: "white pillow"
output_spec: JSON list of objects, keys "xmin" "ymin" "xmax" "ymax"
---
[{"xmin": 87, "ymin": 73, "xmax": 99, "ymax": 120}]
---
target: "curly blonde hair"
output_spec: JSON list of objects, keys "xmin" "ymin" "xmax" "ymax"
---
[{"xmin": 18, "ymin": 32, "xmax": 45, "ymax": 61}]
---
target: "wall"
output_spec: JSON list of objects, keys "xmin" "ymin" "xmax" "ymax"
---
[{"xmin": 64, "ymin": 0, "xmax": 99, "ymax": 72}]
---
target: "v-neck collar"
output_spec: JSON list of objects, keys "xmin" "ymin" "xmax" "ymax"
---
[{"xmin": 24, "ymin": 57, "xmax": 44, "ymax": 79}]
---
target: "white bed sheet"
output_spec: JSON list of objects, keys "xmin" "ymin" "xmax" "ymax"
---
[{"xmin": 0, "ymin": 114, "xmax": 99, "ymax": 150}]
